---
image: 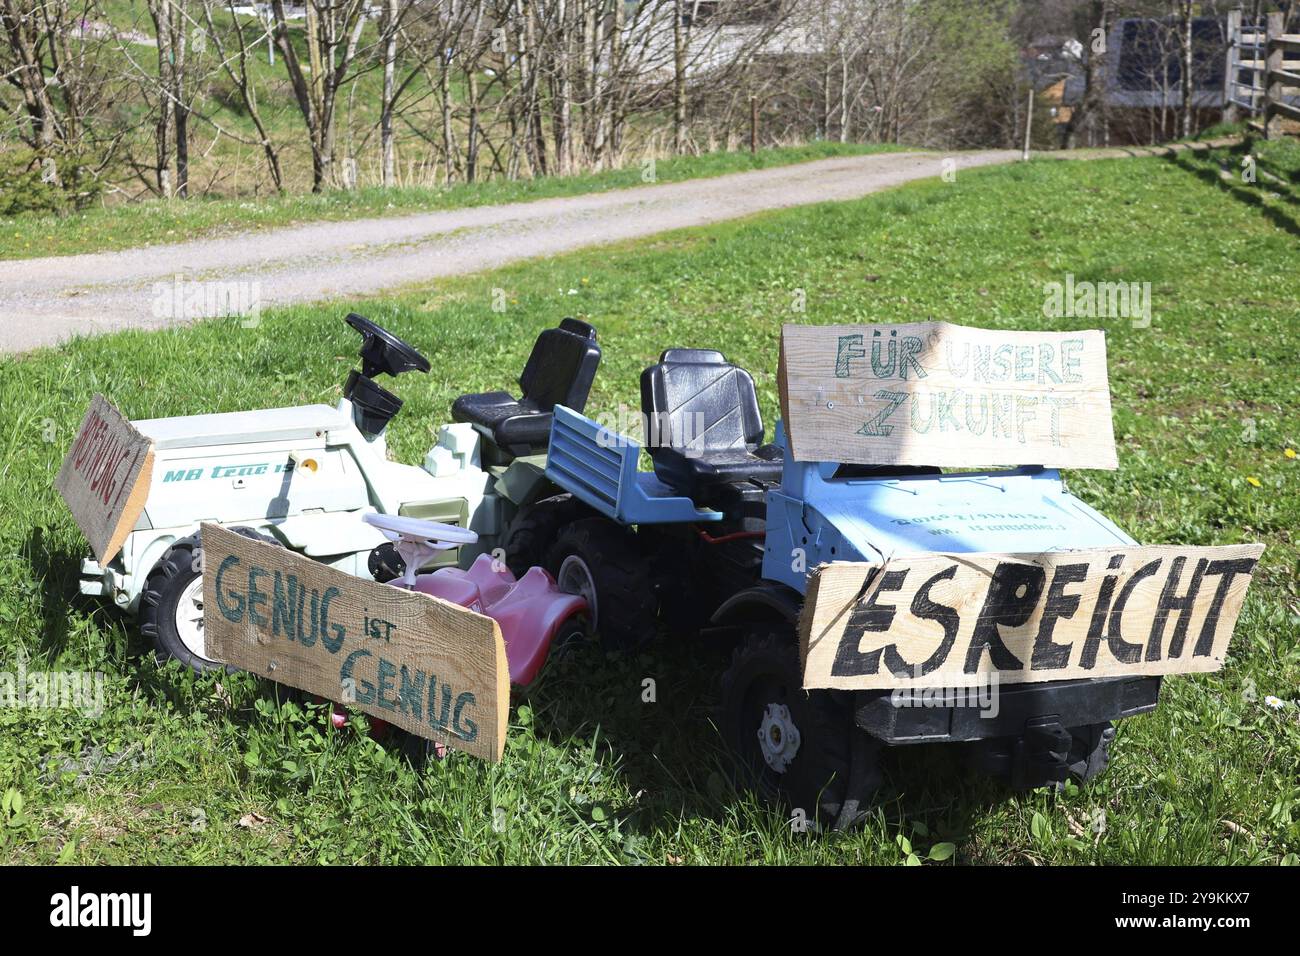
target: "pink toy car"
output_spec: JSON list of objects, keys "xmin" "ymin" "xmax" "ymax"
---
[
  {"xmin": 413, "ymin": 553, "xmax": 588, "ymax": 684},
  {"xmin": 327, "ymin": 513, "xmax": 588, "ymax": 736}
]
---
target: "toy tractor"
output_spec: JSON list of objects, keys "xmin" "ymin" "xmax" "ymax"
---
[
  {"xmin": 535, "ymin": 347, "xmax": 1162, "ymax": 827},
  {"xmin": 78, "ymin": 313, "xmax": 601, "ymax": 673}
]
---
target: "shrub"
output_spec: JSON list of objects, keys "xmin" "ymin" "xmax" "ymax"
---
[{"xmin": 0, "ymin": 150, "xmax": 105, "ymax": 217}]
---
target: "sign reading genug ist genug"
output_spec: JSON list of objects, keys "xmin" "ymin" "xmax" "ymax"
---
[
  {"xmin": 201, "ymin": 523, "xmax": 509, "ymax": 761},
  {"xmin": 800, "ymin": 544, "xmax": 1264, "ymax": 690},
  {"xmin": 778, "ymin": 322, "xmax": 1118, "ymax": 469}
]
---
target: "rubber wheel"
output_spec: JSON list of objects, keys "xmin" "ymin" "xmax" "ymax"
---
[
  {"xmin": 543, "ymin": 518, "xmax": 657, "ymax": 651},
  {"xmin": 399, "ymin": 733, "xmax": 449, "ymax": 766},
  {"xmin": 719, "ymin": 629, "xmax": 865, "ymax": 827},
  {"xmin": 139, "ymin": 526, "xmax": 281, "ymax": 674},
  {"xmin": 501, "ymin": 494, "xmax": 590, "ymax": 577},
  {"xmin": 1066, "ymin": 722, "xmax": 1116, "ymax": 784}
]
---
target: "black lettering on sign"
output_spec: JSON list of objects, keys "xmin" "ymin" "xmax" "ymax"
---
[
  {"xmin": 831, "ymin": 569, "xmax": 909, "ymax": 677},
  {"xmin": 1030, "ymin": 562, "xmax": 1089, "ymax": 671},
  {"xmin": 799, "ymin": 544, "xmax": 1264, "ymax": 691},
  {"xmin": 1146, "ymin": 556, "xmax": 1208, "ymax": 661},
  {"xmin": 963, "ymin": 562, "xmax": 1044, "ymax": 673},
  {"xmin": 1193, "ymin": 558, "xmax": 1259, "ymax": 657},
  {"xmin": 899, "ymin": 566, "xmax": 961, "ymax": 677},
  {"xmin": 876, "ymin": 565, "xmax": 961, "ymax": 678},
  {"xmin": 1106, "ymin": 558, "xmax": 1162, "ymax": 664},
  {"xmin": 1080, "ymin": 553, "xmax": 1125, "ymax": 669}
]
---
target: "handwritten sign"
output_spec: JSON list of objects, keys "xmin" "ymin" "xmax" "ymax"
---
[
  {"xmin": 56, "ymin": 394, "xmax": 155, "ymax": 565},
  {"xmin": 778, "ymin": 322, "xmax": 1118, "ymax": 469},
  {"xmin": 799, "ymin": 544, "xmax": 1264, "ymax": 690},
  {"xmin": 201, "ymin": 523, "xmax": 510, "ymax": 762}
]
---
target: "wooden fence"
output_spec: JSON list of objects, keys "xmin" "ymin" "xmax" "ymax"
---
[{"xmin": 1225, "ymin": 10, "xmax": 1300, "ymax": 138}]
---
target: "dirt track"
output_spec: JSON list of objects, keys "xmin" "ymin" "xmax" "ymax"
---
[{"xmin": 0, "ymin": 149, "xmax": 1027, "ymax": 353}]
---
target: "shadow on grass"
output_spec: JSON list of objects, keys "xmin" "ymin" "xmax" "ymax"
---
[
  {"xmin": 21, "ymin": 529, "xmax": 133, "ymax": 667},
  {"xmin": 26, "ymin": 532, "xmax": 307, "ymax": 740},
  {"xmin": 1164, "ymin": 146, "xmax": 1300, "ymax": 237},
  {"xmin": 517, "ymin": 631, "xmax": 1008, "ymax": 847}
]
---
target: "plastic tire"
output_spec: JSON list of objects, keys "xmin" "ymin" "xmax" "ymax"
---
[
  {"xmin": 139, "ymin": 526, "xmax": 281, "ymax": 674},
  {"xmin": 719, "ymin": 629, "xmax": 866, "ymax": 828},
  {"xmin": 543, "ymin": 518, "xmax": 657, "ymax": 651},
  {"xmin": 502, "ymin": 494, "xmax": 590, "ymax": 577}
]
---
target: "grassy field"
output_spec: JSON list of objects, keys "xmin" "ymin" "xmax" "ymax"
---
[
  {"xmin": 0, "ymin": 143, "xmax": 904, "ymax": 261},
  {"xmin": 0, "ymin": 146, "xmax": 1297, "ymax": 865}
]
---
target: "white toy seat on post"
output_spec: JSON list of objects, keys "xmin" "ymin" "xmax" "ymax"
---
[{"xmin": 362, "ymin": 512, "xmax": 478, "ymax": 589}]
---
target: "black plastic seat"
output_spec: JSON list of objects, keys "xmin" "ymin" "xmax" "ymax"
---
[
  {"xmin": 452, "ymin": 318, "xmax": 601, "ymax": 456},
  {"xmin": 639, "ymin": 348, "xmax": 783, "ymax": 497}
]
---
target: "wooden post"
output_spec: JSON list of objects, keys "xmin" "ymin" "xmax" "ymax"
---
[
  {"xmin": 1022, "ymin": 85, "xmax": 1034, "ymax": 160},
  {"xmin": 750, "ymin": 96, "xmax": 758, "ymax": 154},
  {"xmin": 1265, "ymin": 11, "xmax": 1284, "ymax": 139},
  {"xmin": 1223, "ymin": 7, "xmax": 1241, "ymax": 124}
]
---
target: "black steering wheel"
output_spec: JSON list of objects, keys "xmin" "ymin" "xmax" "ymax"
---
[{"xmin": 346, "ymin": 312, "xmax": 431, "ymax": 378}]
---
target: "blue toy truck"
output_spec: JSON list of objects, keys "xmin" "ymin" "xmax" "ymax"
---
[{"xmin": 509, "ymin": 347, "xmax": 1161, "ymax": 828}]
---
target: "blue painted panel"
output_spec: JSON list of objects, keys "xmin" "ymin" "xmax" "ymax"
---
[
  {"xmin": 545, "ymin": 406, "xmax": 723, "ymax": 525},
  {"xmin": 761, "ymin": 421, "xmax": 1135, "ymax": 593}
]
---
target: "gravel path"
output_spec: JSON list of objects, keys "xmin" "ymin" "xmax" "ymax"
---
[{"xmin": 0, "ymin": 149, "xmax": 1020, "ymax": 353}]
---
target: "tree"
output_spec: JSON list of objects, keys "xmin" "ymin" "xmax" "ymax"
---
[
  {"xmin": 0, "ymin": 0, "xmax": 120, "ymax": 206},
  {"xmin": 200, "ymin": 1, "xmax": 285, "ymax": 192},
  {"xmin": 269, "ymin": 0, "xmax": 370, "ymax": 191}
]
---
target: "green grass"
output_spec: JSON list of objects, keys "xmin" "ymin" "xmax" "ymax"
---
[
  {"xmin": 1, "ymin": 143, "xmax": 907, "ymax": 262},
  {"xmin": 1, "ymin": 151, "xmax": 1297, "ymax": 865}
]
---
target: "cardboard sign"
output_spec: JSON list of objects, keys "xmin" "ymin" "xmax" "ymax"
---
[
  {"xmin": 55, "ymin": 394, "xmax": 155, "ymax": 565},
  {"xmin": 800, "ymin": 544, "xmax": 1264, "ymax": 690},
  {"xmin": 778, "ymin": 322, "xmax": 1118, "ymax": 469},
  {"xmin": 201, "ymin": 523, "xmax": 510, "ymax": 762}
]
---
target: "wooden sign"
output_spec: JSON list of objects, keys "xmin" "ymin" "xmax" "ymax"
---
[
  {"xmin": 800, "ymin": 544, "xmax": 1264, "ymax": 690},
  {"xmin": 201, "ymin": 523, "xmax": 510, "ymax": 762},
  {"xmin": 778, "ymin": 322, "xmax": 1118, "ymax": 469},
  {"xmin": 55, "ymin": 394, "xmax": 155, "ymax": 565}
]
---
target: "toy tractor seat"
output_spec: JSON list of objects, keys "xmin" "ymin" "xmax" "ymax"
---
[
  {"xmin": 639, "ymin": 348, "xmax": 783, "ymax": 498},
  {"xmin": 452, "ymin": 318, "xmax": 601, "ymax": 457}
]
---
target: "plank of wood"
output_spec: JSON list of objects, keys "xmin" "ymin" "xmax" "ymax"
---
[
  {"xmin": 55, "ymin": 394, "xmax": 154, "ymax": 565},
  {"xmin": 778, "ymin": 322, "xmax": 1117, "ymax": 469},
  {"xmin": 1267, "ymin": 99, "xmax": 1300, "ymax": 122},
  {"xmin": 202, "ymin": 523, "xmax": 510, "ymax": 762},
  {"xmin": 799, "ymin": 544, "xmax": 1264, "ymax": 690}
]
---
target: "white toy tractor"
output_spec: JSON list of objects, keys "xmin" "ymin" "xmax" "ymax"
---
[{"xmin": 79, "ymin": 313, "xmax": 602, "ymax": 672}]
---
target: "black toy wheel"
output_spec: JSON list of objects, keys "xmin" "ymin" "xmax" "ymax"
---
[
  {"xmin": 368, "ymin": 541, "xmax": 405, "ymax": 583},
  {"xmin": 399, "ymin": 733, "xmax": 449, "ymax": 766},
  {"xmin": 550, "ymin": 610, "xmax": 592, "ymax": 652},
  {"xmin": 501, "ymin": 494, "xmax": 590, "ymax": 577},
  {"xmin": 140, "ymin": 526, "xmax": 281, "ymax": 674},
  {"xmin": 543, "ymin": 518, "xmax": 657, "ymax": 650},
  {"xmin": 1066, "ymin": 722, "xmax": 1115, "ymax": 784},
  {"xmin": 719, "ymin": 628, "xmax": 868, "ymax": 827}
]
